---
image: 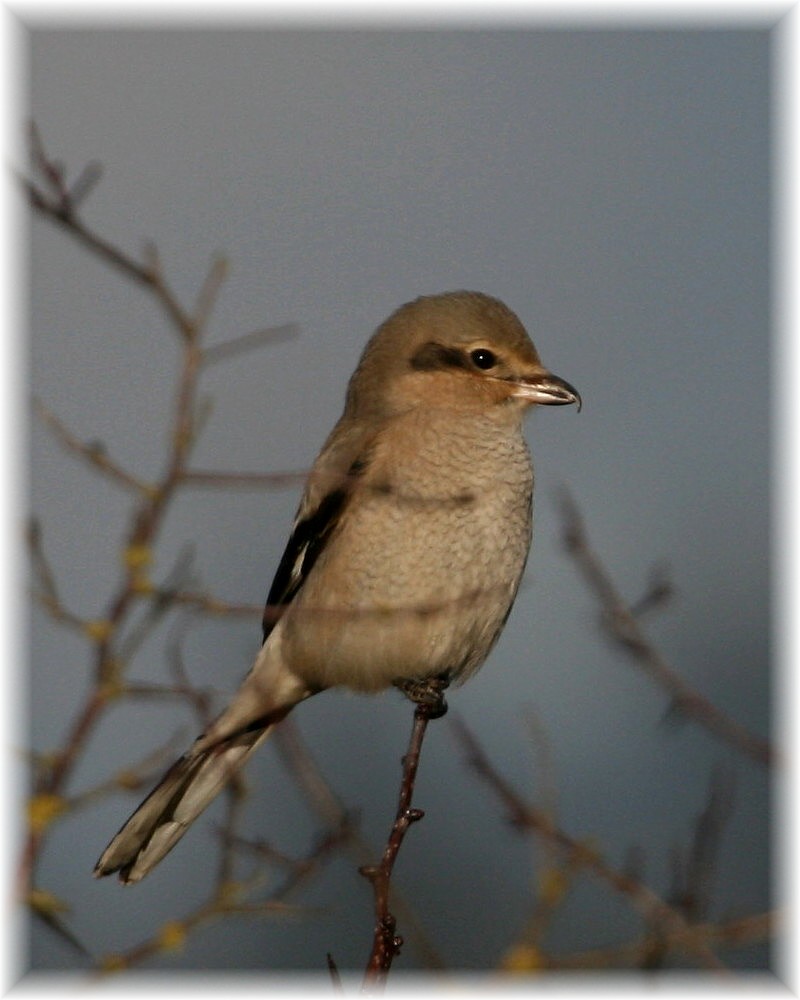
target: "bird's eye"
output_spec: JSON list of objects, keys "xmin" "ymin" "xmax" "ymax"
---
[{"xmin": 470, "ymin": 348, "xmax": 497, "ymax": 370}]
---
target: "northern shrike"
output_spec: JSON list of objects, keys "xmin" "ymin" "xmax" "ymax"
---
[{"xmin": 95, "ymin": 290, "xmax": 580, "ymax": 883}]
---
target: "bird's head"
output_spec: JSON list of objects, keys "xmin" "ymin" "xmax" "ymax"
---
[{"xmin": 344, "ymin": 290, "xmax": 581, "ymax": 420}]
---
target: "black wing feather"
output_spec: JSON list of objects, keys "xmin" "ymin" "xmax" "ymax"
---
[{"xmin": 261, "ymin": 488, "xmax": 349, "ymax": 643}]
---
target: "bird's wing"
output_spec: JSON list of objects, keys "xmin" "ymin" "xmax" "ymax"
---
[
  {"xmin": 261, "ymin": 487, "xmax": 349, "ymax": 641},
  {"xmin": 261, "ymin": 421, "xmax": 375, "ymax": 643}
]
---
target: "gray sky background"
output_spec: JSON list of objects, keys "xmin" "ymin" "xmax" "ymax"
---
[{"xmin": 20, "ymin": 9, "xmax": 776, "ymax": 985}]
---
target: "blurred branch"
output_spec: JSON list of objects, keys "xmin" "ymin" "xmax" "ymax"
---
[
  {"xmin": 92, "ymin": 609, "xmax": 347, "ymax": 973},
  {"xmin": 42, "ymin": 733, "xmax": 189, "ymax": 816},
  {"xmin": 452, "ymin": 716, "xmax": 729, "ymax": 971},
  {"xmin": 557, "ymin": 489, "xmax": 775, "ymax": 769},
  {"xmin": 222, "ymin": 815, "xmax": 354, "ymax": 903},
  {"xmin": 33, "ymin": 398, "xmax": 150, "ymax": 494},
  {"xmin": 513, "ymin": 708, "xmax": 574, "ymax": 955},
  {"xmin": 158, "ymin": 588, "xmax": 262, "ymax": 618},
  {"xmin": 202, "ymin": 322, "xmax": 299, "ymax": 364},
  {"xmin": 21, "ymin": 125, "xmax": 305, "ymax": 926},
  {"xmin": 96, "ymin": 773, "xmax": 346, "ymax": 974},
  {"xmin": 25, "ymin": 123, "xmax": 193, "ymax": 337},
  {"xmin": 115, "ymin": 549, "xmax": 199, "ymax": 664},
  {"xmin": 191, "ymin": 255, "xmax": 229, "ymax": 332},
  {"xmin": 27, "ymin": 518, "xmax": 88, "ymax": 636},
  {"xmin": 27, "ymin": 518, "xmax": 58, "ymax": 603},
  {"xmin": 670, "ymin": 766, "xmax": 736, "ymax": 924},
  {"xmin": 28, "ymin": 889, "xmax": 92, "ymax": 960},
  {"xmin": 542, "ymin": 910, "xmax": 774, "ymax": 970},
  {"xmin": 637, "ymin": 766, "xmax": 737, "ymax": 971}
]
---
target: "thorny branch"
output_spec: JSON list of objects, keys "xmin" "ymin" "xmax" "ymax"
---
[
  {"xmin": 273, "ymin": 720, "xmax": 446, "ymax": 973},
  {"xmin": 361, "ymin": 681, "xmax": 448, "ymax": 990}
]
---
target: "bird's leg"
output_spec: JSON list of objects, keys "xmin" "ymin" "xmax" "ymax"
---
[{"xmin": 392, "ymin": 672, "xmax": 450, "ymax": 719}]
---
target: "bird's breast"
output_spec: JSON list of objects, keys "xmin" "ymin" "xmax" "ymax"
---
[{"xmin": 282, "ymin": 411, "xmax": 534, "ymax": 691}]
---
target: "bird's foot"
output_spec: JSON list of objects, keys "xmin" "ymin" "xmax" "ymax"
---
[{"xmin": 393, "ymin": 673, "xmax": 450, "ymax": 719}]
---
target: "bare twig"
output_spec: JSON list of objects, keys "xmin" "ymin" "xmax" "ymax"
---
[
  {"xmin": 671, "ymin": 767, "xmax": 736, "ymax": 923},
  {"xmin": 27, "ymin": 518, "xmax": 59, "ymax": 603},
  {"xmin": 118, "ymin": 570, "xmax": 196, "ymax": 670},
  {"xmin": 224, "ymin": 817, "xmax": 355, "ymax": 903},
  {"xmin": 542, "ymin": 910, "xmax": 774, "ymax": 970},
  {"xmin": 33, "ymin": 397, "xmax": 150, "ymax": 494},
  {"xmin": 27, "ymin": 519, "xmax": 92, "ymax": 635},
  {"xmin": 26, "ymin": 125, "xmax": 174, "ymax": 305},
  {"xmin": 201, "ymin": 322, "xmax": 299, "ymax": 365},
  {"xmin": 361, "ymin": 697, "xmax": 443, "ymax": 991},
  {"xmin": 192, "ymin": 255, "xmax": 229, "ymax": 331},
  {"xmin": 557, "ymin": 489, "xmax": 775, "ymax": 768},
  {"xmin": 515, "ymin": 708, "xmax": 572, "ymax": 952},
  {"xmin": 28, "ymin": 889, "xmax": 92, "ymax": 960}
]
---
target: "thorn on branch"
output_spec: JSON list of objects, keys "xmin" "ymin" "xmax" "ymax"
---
[
  {"xmin": 28, "ymin": 121, "xmax": 70, "ymax": 210},
  {"xmin": 192, "ymin": 255, "xmax": 229, "ymax": 331},
  {"xmin": 326, "ymin": 952, "xmax": 344, "ymax": 993},
  {"xmin": 629, "ymin": 563, "xmax": 675, "ymax": 618},
  {"xmin": 27, "ymin": 516, "xmax": 59, "ymax": 603},
  {"xmin": 68, "ymin": 161, "xmax": 103, "ymax": 208}
]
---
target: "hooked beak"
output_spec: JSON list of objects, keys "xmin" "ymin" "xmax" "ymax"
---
[{"xmin": 510, "ymin": 371, "xmax": 582, "ymax": 411}]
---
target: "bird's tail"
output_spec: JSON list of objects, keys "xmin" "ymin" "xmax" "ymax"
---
[
  {"xmin": 94, "ymin": 716, "xmax": 283, "ymax": 884},
  {"xmin": 95, "ymin": 639, "xmax": 314, "ymax": 883}
]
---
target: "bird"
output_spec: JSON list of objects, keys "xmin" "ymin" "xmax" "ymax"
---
[{"xmin": 94, "ymin": 290, "xmax": 580, "ymax": 883}]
